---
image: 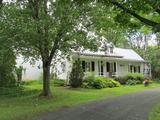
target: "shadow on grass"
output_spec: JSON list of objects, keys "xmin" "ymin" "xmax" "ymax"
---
[{"xmin": 0, "ymin": 87, "xmax": 40, "ymax": 98}]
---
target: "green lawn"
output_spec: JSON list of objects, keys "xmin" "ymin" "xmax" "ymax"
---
[
  {"xmin": 0, "ymin": 81, "xmax": 160, "ymax": 120},
  {"xmin": 149, "ymin": 104, "xmax": 160, "ymax": 120}
]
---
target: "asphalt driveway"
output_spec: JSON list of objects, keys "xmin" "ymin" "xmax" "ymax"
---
[{"xmin": 33, "ymin": 88, "xmax": 160, "ymax": 120}]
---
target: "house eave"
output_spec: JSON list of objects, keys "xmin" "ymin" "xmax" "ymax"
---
[
  {"xmin": 73, "ymin": 53, "xmax": 145, "ymax": 63},
  {"xmin": 73, "ymin": 52, "xmax": 123, "ymax": 58}
]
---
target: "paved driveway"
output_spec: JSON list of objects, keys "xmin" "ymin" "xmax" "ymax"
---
[{"xmin": 33, "ymin": 88, "xmax": 160, "ymax": 120}]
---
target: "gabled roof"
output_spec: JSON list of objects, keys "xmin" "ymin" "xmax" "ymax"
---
[
  {"xmin": 114, "ymin": 48, "xmax": 144, "ymax": 62},
  {"xmin": 73, "ymin": 48, "xmax": 145, "ymax": 62}
]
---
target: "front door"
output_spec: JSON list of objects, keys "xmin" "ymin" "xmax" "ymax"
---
[{"xmin": 106, "ymin": 62, "xmax": 116, "ymax": 77}]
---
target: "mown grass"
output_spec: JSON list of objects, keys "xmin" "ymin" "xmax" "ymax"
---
[
  {"xmin": 0, "ymin": 81, "xmax": 160, "ymax": 120},
  {"xmin": 149, "ymin": 104, "xmax": 160, "ymax": 120}
]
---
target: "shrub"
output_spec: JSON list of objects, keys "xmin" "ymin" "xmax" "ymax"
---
[
  {"xmin": 122, "ymin": 73, "xmax": 145, "ymax": 85},
  {"xmin": 83, "ymin": 76, "xmax": 120, "ymax": 89},
  {"xmin": 126, "ymin": 79, "xmax": 140, "ymax": 85},
  {"xmin": 115, "ymin": 77, "xmax": 127, "ymax": 85},
  {"xmin": 82, "ymin": 72, "xmax": 95, "ymax": 88},
  {"xmin": 21, "ymin": 80, "xmax": 39, "ymax": 85},
  {"xmin": 69, "ymin": 59, "xmax": 84, "ymax": 88},
  {"xmin": 53, "ymin": 79, "xmax": 65, "ymax": 87},
  {"xmin": 0, "ymin": 43, "xmax": 17, "ymax": 87},
  {"xmin": 154, "ymin": 78, "xmax": 160, "ymax": 83},
  {"xmin": 125, "ymin": 73, "xmax": 144, "ymax": 83},
  {"xmin": 84, "ymin": 72, "xmax": 95, "ymax": 83},
  {"xmin": 109, "ymin": 78, "xmax": 121, "ymax": 87},
  {"xmin": 92, "ymin": 77, "xmax": 107, "ymax": 89}
]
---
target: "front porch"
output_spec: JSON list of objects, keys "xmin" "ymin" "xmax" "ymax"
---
[
  {"xmin": 79, "ymin": 58, "xmax": 148, "ymax": 78},
  {"xmin": 81, "ymin": 59, "xmax": 118, "ymax": 78}
]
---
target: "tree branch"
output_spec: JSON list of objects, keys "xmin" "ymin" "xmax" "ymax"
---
[
  {"xmin": 109, "ymin": 1, "xmax": 160, "ymax": 27},
  {"xmin": 48, "ymin": 28, "xmax": 65, "ymax": 64}
]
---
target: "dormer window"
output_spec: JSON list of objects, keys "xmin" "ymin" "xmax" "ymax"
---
[{"xmin": 110, "ymin": 46, "xmax": 114, "ymax": 54}]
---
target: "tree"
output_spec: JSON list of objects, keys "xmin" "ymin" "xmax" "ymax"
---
[
  {"xmin": 0, "ymin": 1, "xmax": 17, "ymax": 87},
  {"xmin": 0, "ymin": 45, "xmax": 16, "ymax": 87},
  {"xmin": 86, "ymin": 2, "xmax": 128, "ymax": 47},
  {"xmin": 101, "ymin": 0, "xmax": 160, "ymax": 32},
  {"xmin": 145, "ymin": 46, "xmax": 160, "ymax": 79},
  {"xmin": 1, "ymin": 0, "xmax": 98, "ymax": 97},
  {"xmin": 69, "ymin": 59, "xmax": 84, "ymax": 88}
]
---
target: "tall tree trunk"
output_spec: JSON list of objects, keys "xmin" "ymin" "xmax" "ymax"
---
[{"xmin": 41, "ymin": 60, "xmax": 51, "ymax": 97}]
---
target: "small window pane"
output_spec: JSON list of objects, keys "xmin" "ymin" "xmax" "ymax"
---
[
  {"xmin": 91, "ymin": 61, "xmax": 95, "ymax": 72},
  {"xmin": 82, "ymin": 61, "xmax": 85, "ymax": 72},
  {"xmin": 106, "ymin": 62, "xmax": 110, "ymax": 72}
]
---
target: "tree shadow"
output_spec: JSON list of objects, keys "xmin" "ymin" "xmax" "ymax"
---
[{"xmin": 0, "ymin": 87, "xmax": 40, "ymax": 98}]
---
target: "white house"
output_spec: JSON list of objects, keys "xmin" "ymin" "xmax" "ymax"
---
[{"xmin": 17, "ymin": 47, "xmax": 151, "ymax": 80}]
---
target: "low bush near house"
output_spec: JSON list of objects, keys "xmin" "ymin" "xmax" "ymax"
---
[
  {"xmin": 107, "ymin": 78, "xmax": 121, "ymax": 87},
  {"xmin": 115, "ymin": 77, "xmax": 127, "ymax": 85},
  {"xmin": 91, "ymin": 77, "xmax": 107, "ymax": 89},
  {"xmin": 125, "ymin": 73, "xmax": 144, "ymax": 83},
  {"xmin": 83, "ymin": 75, "xmax": 120, "ymax": 89},
  {"xmin": 115, "ymin": 73, "xmax": 145, "ymax": 85},
  {"xmin": 126, "ymin": 79, "xmax": 140, "ymax": 85},
  {"xmin": 53, "ymin": 79, "xmax": 65, "ymax": 87}
]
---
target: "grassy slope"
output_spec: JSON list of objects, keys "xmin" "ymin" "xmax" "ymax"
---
[{"xmin": 0, "ymin": 81, "xmax": 160, "ymax": 120}]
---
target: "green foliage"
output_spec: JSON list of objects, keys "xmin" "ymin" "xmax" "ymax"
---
[
  {"xmin": 115, "ymin": 77, "xmax": 127, "ymax": 85},
  {"xmin": 53, "ymin": 79, "xmax": 65, "ymax": 87},
  {"xmin": 91, "ymin": 77, "xmax": 107, "ymax": 89},
  {"xmin": 1, "ymin": 1, "xmax": 99, "ymax": 95},
  {"xmin": 145, "ymin": 46, "xmax": 160, "ymax": 79},
  {"xmin": 0, "ymin": 81, "xmax": 160, "ymax": 120},
  {"xmin": 84, "ymin": 72, "xmax": 95, "ymax": 82},
  {"xmin": 115, "ymin": 73, "xmax": 145, "ymax": 85},
  {"xmin": 21, "ymin": 80, "xmax": 37, "ymax": 85},
  {"xmin": 108, "ymin": 0, "xmax": 160, "ymax": 32},
  {"xmin": 0, "ymin": 46, "xmax": 17, "ymax": 87},
  {"xmin": 126, "ymin": 79, "xmax": 140, "ymax": 86},
  {"xmin": 83, "ymin": 75, "xmax": 120, "ymax": 89},
  {"xmin": 69, "ymin": 59, "xmax": 84, "ymax": 88},
  {"xmin": 87, "ymin": 2, "xmax": 128, "ymax": 47},
  {"xmin": 125, "ymin": 73, "xmax": 145, "ymax": 84}
]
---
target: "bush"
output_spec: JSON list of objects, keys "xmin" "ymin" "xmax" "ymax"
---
[
  {"xmin": 83, "ymin": 76, "xmax": 120, "ymax": 89},
  {"xmin": 126, "ymin": 79, "xmax": 140, "ymax": 85},
  {"xmin": 21, "ymin": 80, "xmax": 40, "ymax": 85},
  {"xmin": 124, "ymin": 73, "xmax": 144, "ymax": 84},
  {"xmin": 115, "ymin": 77, "xmax": 127, "ymax": 85},
  {"xmin": 82, "ymin": 72, "xmax": 95, "ymax": 88},
  {"xmin": 69, "ymin": 59, "xmax": 84, "ymax": 88},
  {"xmin": 91, "ymin": 77, "xmax": 107, "ymax": 89},
  {"xmin": 53, "ymin": 79, "xmax": 65, "ymax": 87},
  {"xmin": 0, "ymin": 43, "xmax": 17, "ymax": 87}
]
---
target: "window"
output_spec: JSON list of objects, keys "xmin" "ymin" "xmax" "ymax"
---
[
  {"xmin": 134, "ymin": 66, "xmax": 136, "ymax": 73},
  {"xmin": 82, "ymin": 61, "xmax": 85, "ymax": 72},
  {"xmin": 138, "ymin": 66, "xmax": 140, "ymax": 73},
  {"xmin": 129, "ymin": 65, "xmax": 133, "ymax": 73},
  {"xmin": 110, "ymin": 47, "xmax": 114, "ymax": 54},
  {"xmin": 61, "ymin": 62, "xmax": 66, "ymax": 72},
  {"xmin": 86, "ymin": 62, "xmax": 91, "ymax": 72},
  {"xmin": 98, "ymin": 61, "xmax": 104, "ymax": 76},
  {"xmin": 101, "ymin": 61, "xmax": 104, "ymax": 75},
  {"xmin": 106, "ymin": 62, "xmax": 110, "ymax": 72},
  {"xmin": 129, "ymin": 65, "xmax": 141, "ymax": 73},
  {"xmin": 91, "ymin": 61, "xmax": 95, "ymax": 72},
  {"xmin": 114, "ymin": 62, "xmax": 116, "ymax": 72}
]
